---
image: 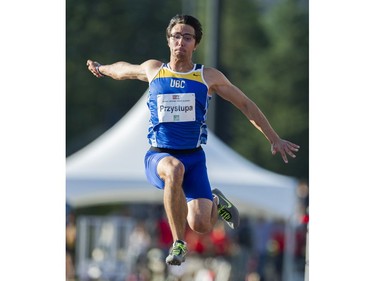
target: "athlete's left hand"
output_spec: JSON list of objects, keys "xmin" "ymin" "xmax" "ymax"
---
[{"xmin": 271, "ymin": 139, "xmax": 300, "ymax": 163}]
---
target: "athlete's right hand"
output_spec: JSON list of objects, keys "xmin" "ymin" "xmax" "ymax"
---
[{"xmin": 86, "ymin": 59, "xmax": 105, "ymax": 78}]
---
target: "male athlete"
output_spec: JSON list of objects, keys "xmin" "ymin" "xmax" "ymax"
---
[{"xmin": 86, "ymin": 14, "xmax": 299, "ymax": 266}]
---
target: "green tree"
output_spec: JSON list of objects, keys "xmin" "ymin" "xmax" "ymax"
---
[
  {"xmin": 66, "ymin": 0, "xmax": 308, "ymax": 180},
  {"xmin": 218, "ymin": 0, "xmax": 308, "ymax": 180},
  {"xmin": 66, "ymin": 0, "xmax": 180, "ymax": 155}
]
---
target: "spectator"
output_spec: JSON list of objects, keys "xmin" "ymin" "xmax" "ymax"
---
[
  {"xmin": 232, "ymin": 217, "xmax": 254, "ymax": 280},
  {"xmin": 128, "ymin": 221, "xmax": 152, "ymax": 272},
  {"xmin": 269, "ymin": 219, "xmax": 285, "ymax": 280},
  {"xmin": 66, "ymin": 212, "xmax": 76, "ymax": 280},
  {"xmin": 156, "ymin": 212, "xmax": 173, "ymax": 257},
  {"xmin": 210, "ymin": 220, "xmax": 231, "ymax": 257},
  {"xmin": 252, "ymin": 216, "xmax": 272, "ymax": 280}
]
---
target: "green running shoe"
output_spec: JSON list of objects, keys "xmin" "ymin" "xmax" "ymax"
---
[
  {"xmin": 165, "ymin": 240, "xmax": 188, "ymax": 266},
  {"xmin": 212, "ymin": 188, "xmax": 240, "ymax": 229}
]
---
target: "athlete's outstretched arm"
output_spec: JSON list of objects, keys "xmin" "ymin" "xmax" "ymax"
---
[
  {"xmin": 205, "ymin": 68, "xmax": 300, "ymax": 163},
  {"xmin": 86, "ymin": 59, "xmax": 162, "ymax": 82}
]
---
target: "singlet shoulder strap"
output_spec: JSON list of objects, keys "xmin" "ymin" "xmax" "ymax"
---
[{"xmin": 195, "ymin": 64, "xmax": 203, "ymax": 70}]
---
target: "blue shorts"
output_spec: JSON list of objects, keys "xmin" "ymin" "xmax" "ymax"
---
[{"xmin": 144, "ymin": 147, "xmax": 213, "ymax": 202}]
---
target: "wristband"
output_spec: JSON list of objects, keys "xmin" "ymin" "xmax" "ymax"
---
[{"xmin": 95, "ymin": 64, "xmax": 105, "ymax": 76}]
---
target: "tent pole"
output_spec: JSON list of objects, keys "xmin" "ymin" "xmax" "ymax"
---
[
  {"xmin": 204, "ymin": 0, "xmax": 220, "ymax": 133},
  {"xmin": 282, "ymin": 217, "xmax": 296, "ymax": 281},
  {"xmin": 304, "ymin": 223, "xmax": 309, "ymax": 281}
]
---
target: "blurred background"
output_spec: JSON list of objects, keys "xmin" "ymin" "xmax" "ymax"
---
[{"xmin": 66, "ymin": 0, "xmax": 309, "ymax": 280}]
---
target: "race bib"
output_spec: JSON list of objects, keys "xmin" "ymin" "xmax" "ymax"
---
[{"xmin": 157, "ymin": 93, "xmax": 196, "ymax": 122}]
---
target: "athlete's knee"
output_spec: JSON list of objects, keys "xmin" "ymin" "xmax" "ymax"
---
[
  {"xmin": 159, "ymin": 157, "xmax": 185, "ymax": 184},
  {"xmin": 188, "ymin": 215, "xmax": 212, "ymax": 234}
]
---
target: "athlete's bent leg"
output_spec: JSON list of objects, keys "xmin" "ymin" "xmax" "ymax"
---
[{"xmin": 187, "ymin": 197, "xmax": 218, "ymax": 234}]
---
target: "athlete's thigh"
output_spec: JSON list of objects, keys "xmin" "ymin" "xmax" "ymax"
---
[
  {"xmin": 187, "ymin": 197, "xmax": 214, "ymax": 221},
  {"xmin": 145, "ymin": 149, "xmax": 187, "ymax": 189},
  {"xmin": 144, "ymin": 151, "xmax": 172, "ymax": 189},
  {"xmin": 157, "ymin": 155, "xmax": 185, "ymax": 180},
  {"xmin": 182, "ymin": 150, "xmax": 212, "ymax": 201}
]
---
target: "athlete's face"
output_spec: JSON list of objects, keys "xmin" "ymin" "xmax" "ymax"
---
[{"xmin": 168, "ymin": 24, "xmax": 197, "ymax": 59}]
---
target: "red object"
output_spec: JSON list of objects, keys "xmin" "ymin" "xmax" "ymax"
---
[
  {"xmin": 157, "ymin": 218, "xmax": 173, "ymax": 249},
  {"xmin": 301, "ymin": 214, "xmax": 309, "ymax": 224}
]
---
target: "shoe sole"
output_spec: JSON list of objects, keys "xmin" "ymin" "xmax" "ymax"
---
[
  {"xmin": 212, "ymin": 188, "xmax": 240, "ymax": 229},
  {"xmin": 166, "ymin": 255, "xmax": 185, "ymax": 266}
]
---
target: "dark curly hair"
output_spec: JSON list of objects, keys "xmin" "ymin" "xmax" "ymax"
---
[{"xmin": 166, "ymin": 14, "xmax": 203, "ymax": 45}]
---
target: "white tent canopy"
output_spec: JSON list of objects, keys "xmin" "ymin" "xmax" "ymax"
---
[{"xmin": 66, "ymin": 93, "xmax": 299, "ymax": 220}]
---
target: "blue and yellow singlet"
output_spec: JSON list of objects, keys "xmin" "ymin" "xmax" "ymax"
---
[{"xmin": 147, "ymin": 63, "xmax": 211, "ymax": 149}]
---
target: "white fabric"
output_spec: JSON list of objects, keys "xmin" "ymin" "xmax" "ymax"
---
[{"xmin": 66, "ymin": 92, "xmax": 298, "ymax": 219}]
